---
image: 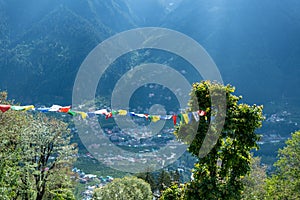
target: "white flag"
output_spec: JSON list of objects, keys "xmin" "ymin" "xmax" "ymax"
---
[
  {"xmin": 192, "ymin": 111, "xmax": 200, "ymax": 121},
  {"xmin": 94, "ymin": 109, "xmax": 108, "ymax": 115}
]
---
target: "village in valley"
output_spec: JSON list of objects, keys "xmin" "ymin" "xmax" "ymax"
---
[
  {"xmin": 72, "ymin": 165, "xmax": 113, "ymax": 200},
  {"xmin": 71, "ymin": 122, "xmax": 193, "ymax": 199},
  {"xmin": 71, "ymin": 100, "xmax": 300, "ymax": 199}
]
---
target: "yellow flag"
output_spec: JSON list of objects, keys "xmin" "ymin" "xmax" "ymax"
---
[
  {"xmin": 78, "ymin": 111, "xmax": 88, "ymax": 119},
  {"xmin": 183, "ymin": 113, "xmax": 189, "ymax": 124},
  {"xmin": 118, "ymin": 110, "xmax": 127, "ymax": 115},
  {"xmin": 151, "ymin": 115, "xmax": 160, "ymax": 122},
  {"xmin": 24, "ymin": 105, "xmax": 34, "ymax": 111}
]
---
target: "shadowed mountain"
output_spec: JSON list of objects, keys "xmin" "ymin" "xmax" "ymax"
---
[
  {"xmin": 0, "ymin": 0, "xmax": 299, "ymax": 106},
  {"xmin": 162, "ymin": 0, "xmax": 300, "ymax": 104},
  {"xmin": 0, "ymin": 0, "xmax": 137, "ymax": 104},
  {"xmin": 2, "ymin": 6, "xmax": 102, "ymax": 103}
]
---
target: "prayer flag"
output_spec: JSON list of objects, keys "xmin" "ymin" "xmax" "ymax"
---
[
  {"xmin": 188, "ymin": 112, "xmax": 193, "ymax": 124},
  {"xmin": 199, "ymin": 110, "xmax": 206, "ymax": 116},
  {"xmin": 118, "ymin": 110, "xmax": 127, "ymax": 115},
  {"xmin": 0, "ymin": 104, "xmax": 11, "ymax": 113},
  {"xmin": 112, "ymin": 110, "xmax": 118, "ymax": 115},
  {"xmin": 49, "ymin": 105, "xmax": 62, "ymax": 112},
  {"xmin": 166, "ymin": 115, "xmax": 173, "ymax": 120},
  {"xmin": 11, "ymin": 106, "xmax": 25, "ymax": 111},
  {"xmin": 87, "ymin": 112, "xmax": 96, "ymax": 118},
  {"xmin": 192, "ymin": 111, "xmax": 199, "ymax": 121},
  {"xmin": 129, "ymin": 112, "xmax": 136, "ymax": 117},
  {"xmin": 24, "ymin": 105, "xmax": 34, "ymax": 111},
  {"xmin": 160, "ymin": 115, "xmax": 172, "ymax": 120},
  {"xmin": 178, "ymin": 113, "xmax": 184, "ymax": 124},
  {"xmin": 68, "ymin": 110, "xmax": 77, "ymax": 116},
  {"xmin": 37, "ymin": 107, "xmax": 50, "ymax": 112},
  {"xmin": 77, "ymin": 111, "xmax": 88, "ymax": 119},
  {"xmin": 59, "ymin": 106, "xmax": 71, "ymax": 113},
  {"xmin": 172, "ymin": 115, "xmax": 177, "ymax": 125},
  {"xmin": 135, "ymin": 113, "xmax": 145, "ymax": 118},
  {"xmin": 151, "ymin": 115, "xmax": 160, "ymax": 122},
  {"xmin": 182, "ymin": 113, "xmax": 189, "ymax": 124},
  {"xmin": 94, "ymin": 109, "xmax": 108, "ymax": 115},
  {"xmin": 106, "ymin": 112, "xmax": 113, "ymax": 119},
  {"xmin": 144, "ymin": 114, "xmax": 149, "ymax": 120}
]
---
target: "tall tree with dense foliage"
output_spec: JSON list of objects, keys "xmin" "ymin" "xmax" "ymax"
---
[
  {"xmin": 174, "ymin": 81, "xmax": 264, "ymax": 199},
  {"xmin": 93, "ymin": 176, "xmax": 153, "ymax": 200},
  {"xmin": 0, "ymin": 91, "xmax": 31, "ymax": 199},
  {"xmin": 19, "ymin": 115, "xmax": 77, "ymax": 200},
  {"xmin": 265, "ymin": 130, "xmax": 300, "ymax": 200},
  {"xmin": 0, "ymin": 91, "xmax": 77, "ymax": 200}
]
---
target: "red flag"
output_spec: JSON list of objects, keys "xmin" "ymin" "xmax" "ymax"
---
[
  {"xmin": 144, "ymin": 114, "xmax": 149, "ymax": 120},
  {"xmin": 0, "ymin": 104, "xmax": 11, "ymax": 113},
  {"xmin": 106, "ymin": 112, "xmax": 113, "ymax": 119},
  {"xmin": 172, "ymin": 114, "xmax": 177, "ymax": 125},
  {"xmin": 198, "ymin": 110, "xmax": 206, "ymax": 116},
  {"xmin": 59, "ymin": 106, "xmax": 71, "ymax": 113}
]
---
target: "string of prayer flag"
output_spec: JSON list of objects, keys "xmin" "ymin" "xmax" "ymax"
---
[{"xmin": 0, "ymin": 103, "xmax": 208, "ymax": 126}]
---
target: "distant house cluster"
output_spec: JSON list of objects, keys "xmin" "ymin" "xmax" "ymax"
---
[
  {"xmin": 72, "ymin": 167, "xmax": 113, "ymax": 200},
  {"xmin": 259, "ymin": 110, "xmax": 298, "ymax": 144}
]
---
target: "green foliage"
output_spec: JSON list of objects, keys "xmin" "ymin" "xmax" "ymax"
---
[
  {"xmin": 0, "ymin": 91, "xmax": 77, "ymax": 200},
  {"xmin": 93, "ymin": 176, "xmax": 153, "ymax": 200},
  {"xmin": 136, "ymin": 169, "xmax": 157, "ymax": 192},
  {"xmin": 160, "ymin": 183, "xmax": 185, "ymax": 200},
  {"xmin": 0, "ymin": 91, "xmax": 32, "ymax": 199},
  {"xmin": 136, "ymin": 168, "xmax": 182, "ymax": 194},
  {"xmin": 265, "ymin": 130, "xmax": 300, "ymax": 200},
  {"xmin": 241, "ymin": 156, "xmax": 267, "ymax": 200},
  {"xmin": 17, "ymin": 115, "xmax": 77, "ymax": 200},
  {"xmin": 173, "ymin": 81, "xmax": 264, "ymax": 200}
]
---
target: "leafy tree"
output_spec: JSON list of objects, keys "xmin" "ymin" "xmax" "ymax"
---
[
  {"xmin": 19, "ymin": 114, "xmax": 77, "ymax": 200},
  {"xmin": 0, "ymin": 91, "xmax": 32, "ymax": 199},
  {"xmin": 160, "ymin": 183, "xmax": 185, "ymax": 200},
  {"xmin": 137, "ymin": 169, "xmax": 181, "ymax": 196},
  {"xmin": 0, "ymin": 91, "xmax": 77, "ymax": 200},
  {"xmin": 265, "ymin": 130, "xmax": 300, "ymax": 200},
  {"xmin": 174, "ymin": 81, "xmax": 264, "ymax": 199},
  {"xmin": 241, "ymin": 156, "xmax": 267, "ymax": 200},
  {"xmin": 93, "ymin": 176, "xmax": 153, "ymax": 200}
]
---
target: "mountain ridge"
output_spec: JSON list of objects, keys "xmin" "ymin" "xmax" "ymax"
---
[{"xmin": 0, "ymin": 0, "xmax": 299, "ymax": 105}]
